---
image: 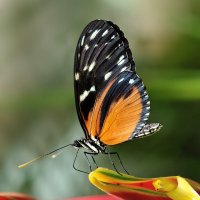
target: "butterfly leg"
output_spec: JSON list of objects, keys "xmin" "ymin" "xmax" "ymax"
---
[
  {"xmin": 84, "ymin": 151, "xmax": 93, "ymax": 171},
  {"xmin": 107, "ymin": 151, "xmax": 129, "ymax": 174},
  {"xmin": 91, "ymin": 155, "xmax": 98, "ymax": 168},
  {"xmin": 88, "ymin": 153, "xmax": 99, "ymax": 168},
  {"xmin": 104, "ymin": 148, "xmax": 129, "ymax": 175},
  {"xmin": 73, "ymin": 148, "xmax": 89, "ymax": 174},
  {"xmin": 102, "ymin": 148, "xmax": 121, "ymax": 175},
  {"xmin": 84, "ymin": 152, "xmax": 99, "ymax": 171}
]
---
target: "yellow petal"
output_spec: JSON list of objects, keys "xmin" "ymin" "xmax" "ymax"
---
[{"xmin": 153, "ymin": 176, "xmax": 200, "ymax": 200}]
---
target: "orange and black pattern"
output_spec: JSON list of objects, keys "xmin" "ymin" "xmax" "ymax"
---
[{"xmin": 74, "ymin": 20, "xmax": 153, "ymax": 145}]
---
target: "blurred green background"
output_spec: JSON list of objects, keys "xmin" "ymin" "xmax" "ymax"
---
[{"xmin": 0, "ymin": 0, "xmax": 199, "ymax": 199}]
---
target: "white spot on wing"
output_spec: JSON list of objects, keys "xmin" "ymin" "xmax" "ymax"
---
[
  {"xmin": 118, "ymin": 59, "xmax": 125, "ymax": 66},
  {"xmin": 102, "ymin": 29, "xmax": 108, "ymax": 37},
  {"xmin": 120, "ymin": 67, "xmax": 127, "ymax": 72},
  {"xmin": 118, "ymin": 78, "xmax": 124, "ymax": 83},
  {"xmin": 90, "ymin": 85, "xmax": 96, "ymax": 92},
  {"xmin": 111, "ymin": 35, "xmax": 115, "ymax": 39},
  {"xmin": 75, "ymin": 73, "xmax": 80, "ymax": 80},
  {"xmin": 117, "ymin": 55, "xmax": 125, "ymax": 65},
  {"xmin": 88, "ymin": 61, "xmax": 95, "ymax": 72},
  {"xmin": 106, "ymin": 54, "xmax": 111, "ymax": 59},
  {"xmin": 104, "ymin": 72, "xmax": 112, "ymax": 80},
  {"xmin": 81, "ymin": 35, "xmax": 85, "ymax": 46},
  {"xmin": 129, "ymin": 79, "xmax": 134, "ymax": 84},
  {"xmin": 80, "ymin": 86, "xmax": 96, "ymax": 102},
  {"xmin": 139, "ymin": 122, "xmax": 145, "ymax": 126},
  {"xmin": 80, "ymin": 90, "xmax": 89, "ymax": 102},
  {"xmin": 90, "ymin": 29, "xmax": 100, "ymax": 40},
  {"xmin": 85, "ymin": 44, "xmax": 89, "ymax": 50},
  {"xmin": 83, "ymin": 65, "xmax": 88, "ymax": 71},
  {"xmin": 118, "ymin": 55, "xmax": 124, "ymax": 62}
]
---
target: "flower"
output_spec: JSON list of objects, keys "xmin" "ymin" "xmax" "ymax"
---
[{"xmin": 89, "ymin": 167, "xmax": 200, "ymax": 200}]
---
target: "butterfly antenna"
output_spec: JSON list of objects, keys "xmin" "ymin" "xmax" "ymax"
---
[{"xmin": 18, "ymin": 144, "xmax": 73, "ymax": 168}]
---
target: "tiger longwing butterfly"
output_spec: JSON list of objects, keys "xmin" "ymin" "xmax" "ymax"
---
[{"xmin": 18, "ymin": 19, "xmax": 162, "ymax": 174}]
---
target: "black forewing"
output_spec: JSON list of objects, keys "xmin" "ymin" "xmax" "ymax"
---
[{"xmin": 74, "ymin": 19, "xmax": 136, "ymax": 138}]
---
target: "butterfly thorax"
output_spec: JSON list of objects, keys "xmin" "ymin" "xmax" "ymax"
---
[{"xmin": 73, "ymin": 138, "xmax": 106, "ymax": 153}]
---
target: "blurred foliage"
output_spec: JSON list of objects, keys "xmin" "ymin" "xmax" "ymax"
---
[{"xmin": 0, "ymin": 0, "xmax": 199, "ymax": 199}]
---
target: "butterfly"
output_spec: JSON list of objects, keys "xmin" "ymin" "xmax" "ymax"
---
[{"xmin": 18, "ymin": 19, "xmax": 162, "ymax": 174}]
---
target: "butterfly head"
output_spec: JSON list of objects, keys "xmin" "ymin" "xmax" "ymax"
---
[{"xmin": 73, "ymin": 140, "xmax": 83, "ymax": 148}]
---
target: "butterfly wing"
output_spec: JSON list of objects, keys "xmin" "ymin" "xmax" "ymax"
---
[
  {"xmin": 74, "ymin": 19, "xmax": 135, "ymax": 138},
  {"xmin": 97, "ymin": 71, "xmax": 150, "ymax": 145},
  {"xmin": 74, "ymin": 19, "xmax": 150, "ymax": 144}
]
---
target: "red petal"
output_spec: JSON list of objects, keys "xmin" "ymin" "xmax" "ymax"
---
[
  {"xmin": 0, "ymin": 193, "xmax": 36, "ymax": 200},
  {"xmin": 68, "ymin": 195, "xmax": 117, "ymax": 200}
]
